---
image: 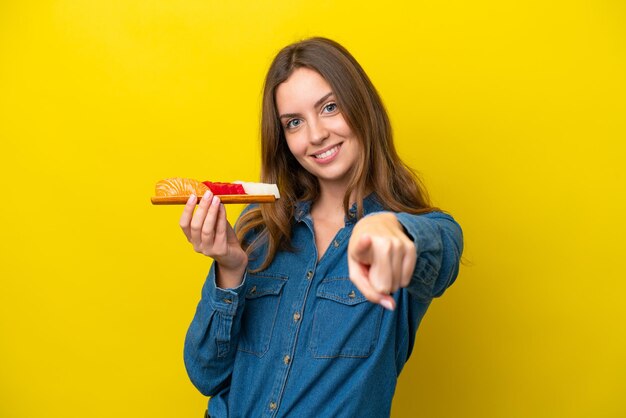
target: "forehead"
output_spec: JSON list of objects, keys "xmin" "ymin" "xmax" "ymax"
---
[{"xmin": 275, "ymin": 67, "xmax": 333, "ymax": 113}]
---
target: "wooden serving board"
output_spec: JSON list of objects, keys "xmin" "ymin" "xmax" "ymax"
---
[{"xmin": 151, "ymin": 195, "xmax": 277, "ymax": 205}]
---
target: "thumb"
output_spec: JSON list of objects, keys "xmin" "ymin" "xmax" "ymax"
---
[{"xmin": 221, "ymin": 205, "xmax": 238, "ymax": 244}]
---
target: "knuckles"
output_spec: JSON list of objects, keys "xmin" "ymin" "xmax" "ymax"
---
[
  {"xmin": 201, "ymin": 227, "xmax": 215, "ymax": 236},
  {"xmin": 372, "ymin": 235, "xmax": 408, "ymax": 255},
  {"xmin": 372, "ymin": 238, "xmax": 392, "ymax": 255},
  {"xmin": 400, "ymin": 273, "xmax": 412, "ymax": 288},
  {"xmin": 371, "ymin": 277, "xmax": 392, "ymax": 294}
]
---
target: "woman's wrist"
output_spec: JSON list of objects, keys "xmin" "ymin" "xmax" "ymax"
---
[{"xmin": 216, "ymin": 263, "xmax": 247, "ymax": 289}]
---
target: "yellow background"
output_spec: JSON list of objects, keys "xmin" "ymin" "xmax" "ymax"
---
[{"xmin": 1, "ymin": 1, "xmax": 625, "ymax": 417}]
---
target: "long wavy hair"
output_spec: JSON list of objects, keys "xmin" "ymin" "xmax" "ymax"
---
[{"xmin": 237, "ymin": 37, "xmax": 436, "ymax": 271}]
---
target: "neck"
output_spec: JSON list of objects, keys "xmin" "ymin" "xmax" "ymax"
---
[{"xmin": 311, "ymin": 180, "xmax": 352, "ymax": 220}]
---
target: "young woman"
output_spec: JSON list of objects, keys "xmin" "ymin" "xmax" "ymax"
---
[{"xmin": 181, "ymin": 37, "xmax": 463, "ymax": 418}]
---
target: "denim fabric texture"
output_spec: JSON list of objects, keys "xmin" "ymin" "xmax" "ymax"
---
[{"xmin": 184, "ymin": 194, "xmax": 463, "ymax": 418}]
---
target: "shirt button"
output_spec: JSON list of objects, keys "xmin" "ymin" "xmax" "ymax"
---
[
  {"xmin": 283, "ymin": 355, "xmax": 291, "ymax": 364},
  {"xmin": 306, "ymin": 270, "xmax": 313, "ymax": 279},
  {"xmin": 333, "ymin": 240, "xmax": 339, "ymax": 248},
  {"xmin": 222, "ymin": 298, "xmax": 233, "ymax": 304},
  {"xmin": 269, "ymin": 402, "xmax": 277, "ymax": 410},
  {"xmin": 293, "ymin": 312, "xmax": 301, "ymax": 322}
]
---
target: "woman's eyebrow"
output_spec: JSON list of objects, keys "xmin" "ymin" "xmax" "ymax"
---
[
  {"xmin": 279, "ymin": 92, "xmax": 334, "ymax": 120},
  {"xmin": 314, "ymin": 92, "xmax": 334, "ymax": 108}
]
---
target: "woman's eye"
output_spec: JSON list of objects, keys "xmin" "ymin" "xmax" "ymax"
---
[
  {"xmin": 286, "ymin": 119, "xmax": 301, "ymax": 129},
  {"xmin": 323, "ymin": 103, "xmax": 337, "ymax": 113}
]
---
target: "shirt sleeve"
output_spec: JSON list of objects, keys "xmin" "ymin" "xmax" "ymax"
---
[
  {"xmin": 394, "ymin": 211, "xmax": 464, "ymax": 301},
  {"xmin": 183, "ymin": 263, "xmax": 247, "ymax": 397}
]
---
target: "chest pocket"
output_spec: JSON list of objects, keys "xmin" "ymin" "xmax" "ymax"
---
[
  {"xmin": 237, "ymin": 273, "xmax": 287, "ymax": 357},
  {"xmin": 309, "ymin": 278, "xmax": 383, "ymax": 359}
]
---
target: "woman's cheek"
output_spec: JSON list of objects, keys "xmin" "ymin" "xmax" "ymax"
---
[
  {"xmin": 286, "ymin": 133, "xmax": 307, "ymax": 157},
  {"xmin": 330, "ymin": 114, "xmax": 353, "ymax": 137}
]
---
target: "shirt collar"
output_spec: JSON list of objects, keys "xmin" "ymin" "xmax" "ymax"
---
[{"xmin": 294, "ymin": 193, "xmax": 384, "ymax": 224}]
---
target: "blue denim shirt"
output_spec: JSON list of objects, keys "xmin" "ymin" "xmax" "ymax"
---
[{"xmin": 184, "ymin": 194, "xmax": 463, "ymax": 418}]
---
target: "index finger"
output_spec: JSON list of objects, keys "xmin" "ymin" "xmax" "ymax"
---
[
  {"xmin": 348, "ymin": 257, "xmax": 396, "ymax": 311},
  {"xmin": 349, "ymin": 270, "xmax": 382, "ymax": 304}
]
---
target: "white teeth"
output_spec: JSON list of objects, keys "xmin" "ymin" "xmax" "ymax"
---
[{"xmin": 314, "ymin": 145, "xmax": 339, "ymax": 159}]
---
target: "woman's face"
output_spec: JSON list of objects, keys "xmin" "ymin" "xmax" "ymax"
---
[{"xmin": 275, "ymin": 67, "xmax": 360, "ymax": 192}]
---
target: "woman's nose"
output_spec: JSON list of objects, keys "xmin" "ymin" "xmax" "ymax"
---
[{"xmin": 308, "ymin": 119, "xmax": 329, "ymax": 144}]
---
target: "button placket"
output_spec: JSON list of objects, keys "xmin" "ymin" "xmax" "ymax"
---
[{"xmin": 263, "ymin": 253, "xmax": 316, "ymax": 417}]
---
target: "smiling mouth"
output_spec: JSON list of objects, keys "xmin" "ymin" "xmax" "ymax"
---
[{"xmin": 312, "ymin": 144, "xmax": 341, "ymax": 159}]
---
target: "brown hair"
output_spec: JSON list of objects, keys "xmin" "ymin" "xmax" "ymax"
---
[{"xmin": 237, "ymin": 37, "xmax": 436, "ymax": 270}]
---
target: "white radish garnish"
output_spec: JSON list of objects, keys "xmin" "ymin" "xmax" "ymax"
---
[{"xmin": 234, "ymin": 181, "xmax": 281, "ymax": 199}]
